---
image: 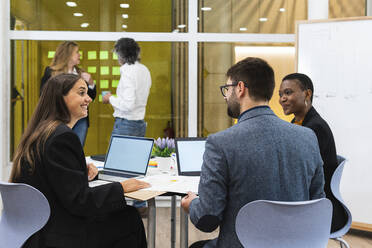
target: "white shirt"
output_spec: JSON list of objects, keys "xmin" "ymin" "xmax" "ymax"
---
[{"xmin": 109, "ymin": 62, "xmax": 151, "ymax": 120}]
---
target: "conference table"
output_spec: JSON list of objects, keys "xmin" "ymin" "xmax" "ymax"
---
[
  {"xmin": 125, "ymin": 190, "xmax": 190, "ymax": 248},
  {"xmin": 88, "ymin": 157, "xmax": 196, "ymax": 248}
]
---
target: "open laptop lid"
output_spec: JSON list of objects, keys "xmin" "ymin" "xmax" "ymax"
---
[
  {"xmin": 175, "ymin": 137, "xmax": 207, "ymax": 176},
  {"xmin": 103, "ymin": 135, "xmax": 154, "ymax": 176}
]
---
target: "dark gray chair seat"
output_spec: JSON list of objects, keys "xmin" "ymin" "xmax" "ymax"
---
[{"xmin": 329, "ymin": 155, "xmax": 352, "ymax": 248}]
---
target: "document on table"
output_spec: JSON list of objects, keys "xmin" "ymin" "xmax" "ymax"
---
[
  {"xmin": 139, "ymin": 175, "xmax": 200, "ymax": 194},
  {"xmin": 86, "ymin": 156, "xmax": 104, "ymax": 170},
  {"xmin": 88, "ymin": 180, "xmax": 111, "ymax": 187}
]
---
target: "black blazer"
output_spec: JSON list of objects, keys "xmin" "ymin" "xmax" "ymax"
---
[
  {"xmin": 17, "ymin": 124, "xmax": 126, "ymax": 247},
  {"xmin": 40, "ymin": 67, "xmax": 96, "ymax": 126},
  {"xmin": 294, "ymin": 106, "xmax": 347, "ymax": 232}
]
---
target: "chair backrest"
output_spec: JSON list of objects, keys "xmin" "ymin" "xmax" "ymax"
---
[
  {"xmin": 235, "ymin": 198, "xmax": 332, "ymax": 248},
  {"xmin": 330, "ymin": 155, "xmax": 352, "ymax": 238},
  {"xmin": 0, "ymin": 181, "xmax": 50, "ymax": 248}
]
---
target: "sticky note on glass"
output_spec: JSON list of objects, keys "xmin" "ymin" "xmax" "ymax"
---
[
  {"xmin": 100, "ymin": 51, "xmax": 108, "ymax": 60},
  {"xmin": 87, "ymin": 66, "xmax": 96, "ymax": 73},
  {"xmin": 88, "ymin": 51, "xmax": 97, "ymax": 60},
  {"xmin": 112, "ymin": 66, "xmax": 120, "ymax": 75},
  {"xmin": 100, "ymin": 80, "xmax": 109, "ymax": 89},
  {"xmin": 100, "ymin": 66, "xmax": 109, "ymax": 75},
  {"xmin": 112, "ymin": 80, "xmax": 119, "ymax": 88},
  {"xmin": 48, "ymin": 51, "xmax": 55, "ymax": 58}
]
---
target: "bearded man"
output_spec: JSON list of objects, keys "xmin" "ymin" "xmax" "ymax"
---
[{"xmin": 181, "ymin": 57, "xmax": 325, "ymax": 248}]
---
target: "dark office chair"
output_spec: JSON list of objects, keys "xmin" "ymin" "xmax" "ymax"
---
[
  {"xmin": 329, "ymin": 155, "xmax": 352, "ymax": 248},
  {"xmin": 0, "ymin": 181, "xmax": 50, "ymax": 248},
  {"xmin": 235, "ymin": 198, "xmax": 332, "ymax": 248}
]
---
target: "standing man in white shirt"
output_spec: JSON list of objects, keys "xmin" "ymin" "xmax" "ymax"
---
[{"xmin": 103, "ymin": 38, "xmax": 152, "ymax": 214}]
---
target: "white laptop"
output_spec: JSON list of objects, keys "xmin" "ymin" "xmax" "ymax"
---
[
  {"xmin": 175, "ymin": 138, "xmax": 206, "ymax": 176},
  {"xmin": 97, "ymin": 135, "xmax": 154, "ymax": 182}
]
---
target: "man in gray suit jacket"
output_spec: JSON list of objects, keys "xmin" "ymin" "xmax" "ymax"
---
[{"xmin": 181, "ymin": 57, "xmax": 325, "ymax": 248}]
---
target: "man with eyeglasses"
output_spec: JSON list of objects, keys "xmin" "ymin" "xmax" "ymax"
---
[{"xmin": 181, "ymin": 57, "xmax": 325, "ymax": 248}]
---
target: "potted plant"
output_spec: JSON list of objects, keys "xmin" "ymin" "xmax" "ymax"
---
[{"xmin": 152, "ymin": 137, "xmax": 175, "ymax": 172}]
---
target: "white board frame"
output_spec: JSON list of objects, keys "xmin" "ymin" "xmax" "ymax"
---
[{"xmin": 296, "ymin": 17, "xmax": 372, "ymax": 231}]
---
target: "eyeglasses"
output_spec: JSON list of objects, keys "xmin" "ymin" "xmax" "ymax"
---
[{"xmin": 219, "ymin": 81, "xmax": 239, "ymax": 97}]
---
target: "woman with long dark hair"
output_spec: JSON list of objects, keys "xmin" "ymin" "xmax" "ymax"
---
[{"xmin": 12, "ymin": 73, "xmax": 149, "ymax": 248}]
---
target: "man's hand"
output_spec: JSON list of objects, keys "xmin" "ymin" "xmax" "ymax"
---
[
  {"xmin": 121, "ymin": 178, "xmax": 150, "ymax": 193},
  {"xmin": 102, "ymin": 92, "xmax": 112, "ymax": 104},
  {"xmin": 181, "ymin": 192, "xmax": 198, "ymax": 214},
  {"xmin": 87, "ymin": 163, "xmax": 98, "ymax": 181}
]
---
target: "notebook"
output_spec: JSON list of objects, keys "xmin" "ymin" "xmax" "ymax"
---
[
  {"xmin": 97, "ymin": 135, "xmax": 154, "ymax": 182},
  {"xmin": 175, "ymin": 138, "xmax": 207, "ymax": 176}
]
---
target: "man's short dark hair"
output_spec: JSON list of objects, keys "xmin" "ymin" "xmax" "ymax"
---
[
  {"xmin": 226, "ymin": 57, "xmax": 275, "ymax": 101},
  {"xmin": 114, "ymin": 38, "xmax": 140, "ymax": 65}
]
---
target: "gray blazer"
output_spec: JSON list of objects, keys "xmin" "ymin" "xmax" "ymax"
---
[{"xmin": 189, "ymin": 106, "xmax": 325, "ymax": 248}]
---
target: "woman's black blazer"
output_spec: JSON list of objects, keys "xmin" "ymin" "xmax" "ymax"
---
[
  {"xmin": 295, "ymin": 106, "xmax": 348, "ymax": 232},
  {"xmin": 17, "ymin": 124, "xmax": 125, "ymax": 247}
]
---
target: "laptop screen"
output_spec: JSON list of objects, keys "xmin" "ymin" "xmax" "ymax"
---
[
  {"xmin": 104, "ymin": 135, "xmax": 154, "ymax": 175},
  {"xmin": 175, "ymin": 138, "xmax": 206, "ymax": 176}
]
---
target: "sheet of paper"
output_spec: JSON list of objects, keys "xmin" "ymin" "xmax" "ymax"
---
[
  {"xmin": 88, "ymin": 179, "xmax": 165, "ymax": 201},
  {"xmin": 88, "ymin": 179, "xmax": 111, "ymax": 187},
  {"xmin": 86, "ymin": 156, "xmax": 104, "ymax": 170},
  {"xmin": 139, "ymin": 175, "xmax": 199, "ymax": 194}
]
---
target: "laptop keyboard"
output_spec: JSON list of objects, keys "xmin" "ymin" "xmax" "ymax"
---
[
  {"xmin": 100, "ymin": 170, "xmax": 138, "ymax": 178},
  {"xmin": 91, "ymin": 154, "xmax": 106, "ymax": 162}
]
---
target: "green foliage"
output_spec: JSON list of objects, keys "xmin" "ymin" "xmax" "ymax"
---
[{"xmin": 152, "ymin": 146, "xmax": 173, "ymax": 157}]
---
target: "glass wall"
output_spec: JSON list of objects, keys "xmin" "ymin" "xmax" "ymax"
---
[
  {"xmin": 198, "ymin": 0, "xmax": 367, "ymax": 34},
  {"xmin": 8, "ymin": 0, "xmax": 369, "ymax": 159},
  {"xmin": 329, "ymin": 0, "xmax": 366, "ymax": 18},
  {"xmin": 10, "ymin": 40, "xmax": 188, "ymax": 156},
  {"xmin": 198, "ymin": 42, "xmax": 295, "ymax": 137},
  {"xmin": 198, "ymin": 0, "xmax": 307, "ymax": 33},
  {"xmin": 11, "ymin": 0, "xmax": 189, "ymax": 32}
]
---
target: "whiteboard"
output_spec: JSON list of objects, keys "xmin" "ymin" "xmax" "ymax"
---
[{"xmin": 297, "ymin": 18, "xmax": 372, "ymax": 225}]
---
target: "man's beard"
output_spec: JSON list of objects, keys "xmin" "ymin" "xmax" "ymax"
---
[{"xmin": 227, "ymin": 92, "xmax": 240, "ymax": 118}]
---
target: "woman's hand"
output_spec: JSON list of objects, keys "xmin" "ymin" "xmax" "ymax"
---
[
  {"xmin": 120, "ymin": 178, "xmax": 150, "ymax": 193},
  {"xmin": 87, "ymin": 163, "xmax": 98, "ymax": 181},
  {"xmin": 81, "ymin": 72, "xmax": 94, "ymax": 86}
]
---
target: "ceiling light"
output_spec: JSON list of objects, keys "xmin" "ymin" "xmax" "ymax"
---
[
  {"xmin": 259, "ymin": 17, "xmax": 268, "ymax": 22},
  {"xmin": 66, "ymin": 2, "xmax": 77, "ymax": 7},
  {"xmin": 239, "ymin": 27, "xmax": 247, "ymax": 31},
  {"xmin": 177, "ymin": 24, "xmax": 186, "ymax": 29},
  {"xmin": 81, "ymin": 23, "xmax": 89, "ymax": 28},
  {"xmin": 201, "ymin": 7, "xmax": 212, "ymax": 11},
  {"xmin": 73, "ymin": 13, "xmax": 83, "ymax": 17},
  {"xmin": 122, "ymin": 24, "xmax": 127, "ymax": 28},
  {"xmin": 120, "ymin": 3, "xmax": 130, "ymax": 8},
  {"xmin": 279, "ymin": 8, "xmax": 286, "ymax": 12},
  {"xmin": 197, "ymin": 17, "xmax": 200, "ymax": 21},
  {"xmin": 122, "ymin": 14, "xmax": 129, "ymax": 19}
]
